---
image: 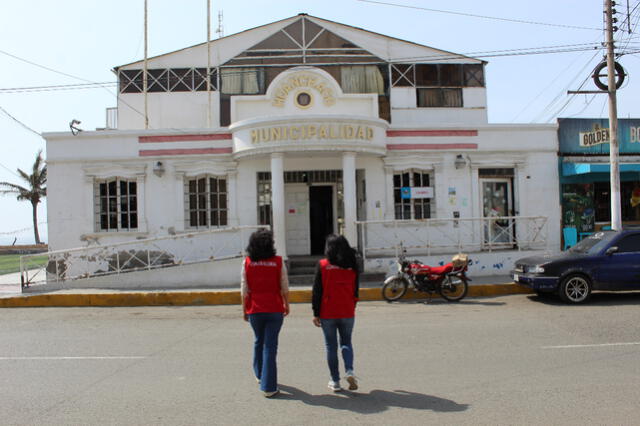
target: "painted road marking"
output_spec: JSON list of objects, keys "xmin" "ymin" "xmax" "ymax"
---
[
  {"xmin": 0, "ymin": 356, "xmax": 147, "ymax": 360},
  {"xmin": 543, "ymin": 342, "xmax": 640, "ymax": 349}
]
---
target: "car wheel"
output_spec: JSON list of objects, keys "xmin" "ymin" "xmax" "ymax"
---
[{"xmin": 558, "ymin": 274, "xmax": 592, "ymax": 304}]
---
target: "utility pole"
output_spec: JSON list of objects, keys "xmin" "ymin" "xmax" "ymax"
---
[{"xmin": 605, "ymin": 0, "xmax": 621, "ymax": 230}]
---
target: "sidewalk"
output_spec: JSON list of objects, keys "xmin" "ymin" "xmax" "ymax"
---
[{"xmin": 0, "ymin": 273, "xmax": 530, "ymax": 308}]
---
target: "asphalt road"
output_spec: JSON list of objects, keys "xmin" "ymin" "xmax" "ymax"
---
[{"xmin": 2, "ymin": 292, "xmax": 640, "ymax": 425}]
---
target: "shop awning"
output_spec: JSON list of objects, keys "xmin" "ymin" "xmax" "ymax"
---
[{"xmin": 562, "ymin": 163, "xmax": 640, "ymax": 176}]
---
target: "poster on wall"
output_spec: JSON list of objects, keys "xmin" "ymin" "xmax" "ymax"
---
[
  {"xmin": 562, "ymin": 184, "xmax": 595, "ymax": 232},
  {"xmin": 401, "ymin": 187, "xmax": 434, "ymax": 199}
]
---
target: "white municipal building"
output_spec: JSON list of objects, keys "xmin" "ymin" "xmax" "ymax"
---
[{"xmin": 44, "ymin": 14, "xmax": 561, "ymax": 288}]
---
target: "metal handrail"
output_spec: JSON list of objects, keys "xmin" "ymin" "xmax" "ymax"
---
[
  {"xmin": 20, "ymin": 225, "xmax": 268, "ymax": 289},
  {"xmin": 355, "ymin": 216, "xmax": 548, "ymax": 263}
]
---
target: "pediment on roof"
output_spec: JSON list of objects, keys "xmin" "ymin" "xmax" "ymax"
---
[
  {"xmin": 223, "ymin": 16, "xmax": 385, "ymax": 66},
  {"xmin": 116, "ymin": 14, "xmax": 480, "ymax": 71}
]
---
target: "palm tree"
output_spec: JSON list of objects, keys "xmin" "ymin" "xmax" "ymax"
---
[{"xmin": 0, "ymin": 150, "xmax": 47, "ymax": 244}]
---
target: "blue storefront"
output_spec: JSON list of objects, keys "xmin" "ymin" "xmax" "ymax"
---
[{"xmin": 559, "ymin": 118, "xmax": 640, "ymax": 237}]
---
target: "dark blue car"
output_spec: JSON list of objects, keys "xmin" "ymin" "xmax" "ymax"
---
[{"xmin": 512, "ymin": 229, "xmax": 640, "ymax": 303}]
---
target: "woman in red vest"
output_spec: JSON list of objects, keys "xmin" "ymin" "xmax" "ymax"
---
[
  {"xmin": 312, "ymin": 234, "xmax": 360, "ymax": 392},
  {"xmin": 242, "ymin": 229, "xmax": 289, "ymax": 398}
]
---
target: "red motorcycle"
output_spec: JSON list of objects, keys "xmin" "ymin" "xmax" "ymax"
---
[{"xmin": 382, "ymin": 244, "xmax": 470, "ymax": 302}]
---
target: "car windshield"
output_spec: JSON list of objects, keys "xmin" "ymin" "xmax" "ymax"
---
[{"xmin": 569, "ymin": 231, "xmax": 616, "ymax": 254}]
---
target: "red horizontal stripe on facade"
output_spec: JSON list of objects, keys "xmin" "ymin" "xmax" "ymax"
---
[
  {"xmin": 139, "ymin": 134, "xmax": 232, "ymax": 143},
  {"xmin": 386, "ymin": 143, "xmax": 478, "ymax": 150},
  {"xmin": 139, "ymin": 148, "xmax": 233, "ymax": 156},
  {"xmin": 386, "ymin": 130, "xmax": 478, "ymax": 137}
]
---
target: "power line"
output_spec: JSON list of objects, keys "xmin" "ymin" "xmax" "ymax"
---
[
  {"xmin": 0, "ymin": 161, "xmax": 21, "ymax": 179},
  {"xmin": 0, "ymin": 49, "xmax": 95, "ymax": 84},
  {"xmin": 0, "ymin": 48, "xmax": 147, "ymax": 122},
  {"xmin": 391, "ymin": 45, "xmax": 605, "ymax": 63},
  {"xmin": 0, "ymin": 105, "xmax": 42, "ymax": 138},
  {"xmin": 356, "ymin": 0, "xmax": 602, "ymax": 31},
  {"xmin": 0, "ymin": 82, "xmax": 116, "ymax": 94}
]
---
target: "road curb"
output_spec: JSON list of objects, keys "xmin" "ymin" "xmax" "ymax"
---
[{"xmin": 0, "ymin": 284, "xmax": 531, "ymax": 308}]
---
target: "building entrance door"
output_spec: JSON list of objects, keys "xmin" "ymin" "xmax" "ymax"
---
[
  {"xmin": 309, "ymin": 186, "xmax": 334, "ymax": 255},
  {"xmin": 285, "ymin": 183, "xmax": 310, "ymax": 256},
  {"xmin": 480, "ymin": 178, "xmax": 514, "ymax": 247}
]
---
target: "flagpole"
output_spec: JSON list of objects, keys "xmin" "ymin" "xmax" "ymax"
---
[
  {"xmin": 207, "ymin": 0, "xmax": 212, "ymax": 128},
  {"xmin": 143, "ymin": 0, "xmax": 149, "ymax": 129}
]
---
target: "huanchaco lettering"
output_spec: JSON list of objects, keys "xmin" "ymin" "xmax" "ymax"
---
[
  {"xmin": 251, "ymin": 125, "xmax": 374, "ymax": 143},
  {"xmin": 272, "ymin": 74, "xmax": 335, "ymax": 107}
]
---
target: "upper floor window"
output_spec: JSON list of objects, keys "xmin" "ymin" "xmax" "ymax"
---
[
  {"xmin": 220, "ymin": 68, "xmax": 264, "ymax": 95},
  {"xmin": 391, "ymin": 63, "xmax": 484, "ymax": 108},
  {"xmin": 391, "ymin": 63, "xmax": 484, "ymax": 88},
  {"xmin": 393, "ymin": 171, "xmax": 433, "ymax": 220},
  {"xmin": 95, "ymin": 178, "xmax": 138, "ymax": 231},
  {"xmin": 119, "ymin": 68, "xmax": 217, "ymax": 94},
  {"xmin": 185, "ymin": 176, "xmax": 228, "ymax": 228},
  {"xmin": 417, "ymin": 88, "xmax": 462, "ymax": 108}
]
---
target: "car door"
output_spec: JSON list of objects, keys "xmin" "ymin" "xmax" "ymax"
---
[{"xmin": 597, "ymin": 233, "xmax": 640, "ymax": 289}]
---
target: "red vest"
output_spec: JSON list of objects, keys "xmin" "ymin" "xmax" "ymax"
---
[
  {"xmin": 319, "ymin": 258, "xmax": 357, "ymax": 319},
  {"xmin": 244, "ymin": 256, "xmax": 284, "ymax": 314}
]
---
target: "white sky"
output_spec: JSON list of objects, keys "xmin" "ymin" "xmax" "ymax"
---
[{"xmin": 1, "ymin": 0, "xmax": 639, "ymax": 245}]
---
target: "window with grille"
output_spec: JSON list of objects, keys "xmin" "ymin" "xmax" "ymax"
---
[
  {"xmin": 95, "ymin": 178, "xmax": 138, "ymax": 231},
  {"xmin": 185, "ymin": 176, "xmax": 228, "ymax": 228},
  {"xmin": 393, "ymin": 171, "xmax": 433, "ymax": 220},
  {"xmin": 256, "ymin": 170, "xmax": 348, "ymax": 227},
  {"xmin": 119, "ymin": 68, "xmax": 217, "ymax": 93},
  {"xmin": 391, "ymin": 63, "xmax": 484, "ymax": 108}
]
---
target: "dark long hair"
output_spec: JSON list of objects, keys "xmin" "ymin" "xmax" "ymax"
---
[
  {"xmin": 324, "ymin": 234, "xmax": 358, "ymax": 271},
  {"xmin": 246, "ymin": 229, "xmax": 276, "ymax": 261}
]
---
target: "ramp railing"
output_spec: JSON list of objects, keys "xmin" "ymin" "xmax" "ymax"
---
[
  {"xmin": 20, "ymin": 225, "xmax": 267, "ymax": 290},
  {"xmin": 355, "ymin": 216, "xmax": 548, "ymax": 262}
]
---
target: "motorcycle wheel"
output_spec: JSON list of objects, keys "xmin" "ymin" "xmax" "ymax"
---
[
  {"xmin": 382, "ymin": 277, "xmax": 408, "ymax": 302},
  {"xmin": 439, "ymin": 276, "xmax": 468, "ymax": 302}
]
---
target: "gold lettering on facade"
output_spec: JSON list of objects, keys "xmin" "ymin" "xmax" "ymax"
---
[
  {"xmin": 290, "ymin": 126, "xmax": 300, "ymax": 140},
  {"xmin": 271, "ymin": 73, "xmax": 336, "ymax": 107},
  {"xmin": 250, "ymin": 124, "xmax": 374, "ymax": 144},
  {"xmin": 308, "ymin": 125, "xmax": 317, "ymax": 139}
]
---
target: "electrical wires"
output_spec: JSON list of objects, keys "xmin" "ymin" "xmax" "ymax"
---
[{"xmin": 356, "ymin": 0, "xmax": 602, "ymax": 31}]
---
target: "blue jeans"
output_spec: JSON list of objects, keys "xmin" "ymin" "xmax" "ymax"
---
[
  {"xmin": 320, "ymin": 317, "xmax": 355, "ymax": 382},
  {"xmin": 248, "ymin": 312, "xmax": 283, "ymax": 392}
]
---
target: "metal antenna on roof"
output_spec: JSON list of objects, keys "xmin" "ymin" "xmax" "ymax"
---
[{"xmin": 216, "ymin": 10, "xmax": 224, "ymax": 38}]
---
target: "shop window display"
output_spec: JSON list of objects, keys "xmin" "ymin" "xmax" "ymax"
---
[{"xmin": 562, "ymin": 184, "xmax": 595, "ymax": 233}]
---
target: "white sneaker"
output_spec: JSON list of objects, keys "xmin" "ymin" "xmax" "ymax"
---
[
  {"xmin": 263, "ymin": 389, "xmax": 280, "ymax": 398},
  {"xmin": 345, "ymin": 371, "xmax": 358, "ymax": 390},
  {"xmin": 328, "ymin": 380, "xmax": 342, "ymax": 392}
]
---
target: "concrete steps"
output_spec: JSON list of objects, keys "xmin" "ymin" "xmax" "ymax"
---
[{"xmin": 287, "ymin": 255, "xmax": 386, "ymax": 287}]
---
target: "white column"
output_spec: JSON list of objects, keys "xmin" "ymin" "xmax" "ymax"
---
[
  {"xmin": 270, "ymin": 153, "xmax": 287, "ymax": 260},
  {"xmin": 342, "ymin": 152, "xmax": 357, "ymax": 245},
  {"xmin": 383, "ymin": 166, "xmax": 395, "ymax": 220},
  {"xmin": 226, "ymin": 170, "xmax": 239, "ymax": 226}
]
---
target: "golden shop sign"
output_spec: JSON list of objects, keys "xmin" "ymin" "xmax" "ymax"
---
[
  {"xmin": 579, "ymin": 124, "xmax": 609, "ymax": 147},
  {"xmin": 272, "ymin": 73, "xmax": 335, "ymax": 107},
  {"xmin": 251, "ymin": 124, "xmax": 374, "ymax": 143}
]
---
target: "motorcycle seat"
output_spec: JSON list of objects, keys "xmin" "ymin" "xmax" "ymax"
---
[{"xmin": 428, "ymin": 264, "xmax": 454, "ymax": 275}]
